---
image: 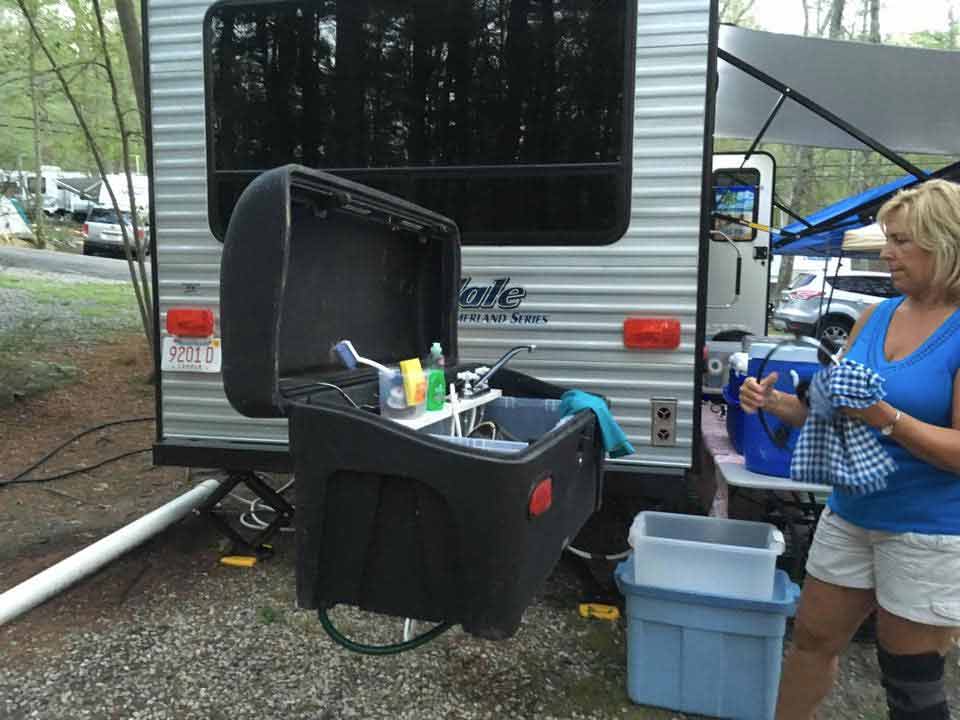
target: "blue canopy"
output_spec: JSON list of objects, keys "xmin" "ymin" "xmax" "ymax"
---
[{"xmin": 770, "ymin": 174, "xmax": 918, "ymax": 256}]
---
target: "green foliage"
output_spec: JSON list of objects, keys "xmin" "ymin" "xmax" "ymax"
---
[
  {"xmin": 0, "ymin": 0, "xmax": 143, "ymax": 173},
  {"xmin": 902, "ymin": 29, "xmax": 959, "ymax": 50},
  {"xmin": 720, "ymin": 0, "xmax": 759, "ymax": 28},
  {"xmin": 715, "ymin": 138, "xmax": 953, "ymax": 225}
]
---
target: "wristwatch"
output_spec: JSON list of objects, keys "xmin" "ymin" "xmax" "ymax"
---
[{"xmin": 880, "ymin": 409, "xmax": 902, "ymax": 437}]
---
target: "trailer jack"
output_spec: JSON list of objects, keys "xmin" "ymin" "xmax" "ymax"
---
[{"xmin": 197, "ymin": 471, "xmax": 294, "ymax": 555}]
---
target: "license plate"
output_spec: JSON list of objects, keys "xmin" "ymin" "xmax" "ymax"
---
[
  {"xmin": 771, "ymin": 319, "xmax": 786, "ymax": 330},
  {"xmin": 161, "ymin": 336, "xmax": 222, "ymax": 373}
]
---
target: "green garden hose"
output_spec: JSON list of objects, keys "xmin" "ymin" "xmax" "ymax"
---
[{"xmin": 318, "ymin": 608, "xmax": 453, "ymax": 655}]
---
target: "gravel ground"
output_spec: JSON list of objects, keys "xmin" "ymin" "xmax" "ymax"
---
[
  {"xmin": 6, "ymin": 475, "xmax": 946, "ymax": 720},
  {"xmin": 0, "ymin": 284, "xmax": 34, "ymax": 335},
  {"xmin": 2, "ymin": 263, "xmax": 957, "ymax": 719},
  {"xmin": 1, "ymin": 516, "xmax": 643, "ymax": 720}
]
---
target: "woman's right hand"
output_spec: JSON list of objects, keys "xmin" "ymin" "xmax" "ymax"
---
[{"xmin": 739, "ymin": 372, "xmax": 779, "ymax": 414}]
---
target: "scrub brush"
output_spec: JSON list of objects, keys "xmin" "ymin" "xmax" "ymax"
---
[{"xmin": 332, "ymin": 340, "xmax": 392, "ymax": 374}]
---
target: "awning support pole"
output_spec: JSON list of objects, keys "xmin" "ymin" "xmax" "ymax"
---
[{"xmin": 741, "ymin": 92, "xmax": 787, "ymax": 168}]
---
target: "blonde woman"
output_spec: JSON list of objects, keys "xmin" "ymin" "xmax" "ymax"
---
[{"xmin": 741, "ymin": 179, "xmax": 960, "ymax": 720}]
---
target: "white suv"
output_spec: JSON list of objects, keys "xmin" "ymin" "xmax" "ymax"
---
[
  {"xmin": 772, "ymin": 270, "xmax": 898, "ymax": 347},
  {"xmin": 81, "ymin": 206, "xmax": 147, "ymax": 258}
]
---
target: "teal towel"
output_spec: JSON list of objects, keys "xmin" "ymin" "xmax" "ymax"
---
[{"xmin": 560, "ymin": 390, "xmax": 635, "ymax": 459}]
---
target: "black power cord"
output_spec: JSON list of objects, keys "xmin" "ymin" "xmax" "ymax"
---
[
  {"xmin": 2, "ymin": 417, "xmax": 154, "ymax": 487},
  {"xmin": 753, "ymin": 337, "xmax": 838, "ymax": 449},
  {"xmin": 2, "ymin": 448, "xmax": 152, "ymax": 487}
]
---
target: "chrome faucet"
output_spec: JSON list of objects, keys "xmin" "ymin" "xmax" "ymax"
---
[{"xmin": 473, "ymin": 345, "xmax": 536, "ymax": 393}]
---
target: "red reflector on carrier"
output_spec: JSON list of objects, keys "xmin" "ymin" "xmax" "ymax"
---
[
  {"xmin": 529, "ymin": 476, "xmax": 553, "ymax": 518},
  {"xmin": 166, "ymin": 308, "xmax": 215, "ymax": 338},
  {"xmin": 623, "ymin": 318, "xmax": 681, "ymax": 350}
]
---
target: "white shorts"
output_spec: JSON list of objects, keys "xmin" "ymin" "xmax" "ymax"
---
[{"xmin": 806, "ymin": 506, "xmax": 960, "ymax": 627}]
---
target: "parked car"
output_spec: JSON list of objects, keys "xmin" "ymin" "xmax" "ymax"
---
[
  {"xmin": 771, "ymin": 270, "xmax": 898, "ymax": 346},
  {"xmin": 81, "ymin": 206, "xmax": 148, "ymax": 258}
]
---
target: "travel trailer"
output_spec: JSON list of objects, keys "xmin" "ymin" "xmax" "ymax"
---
[
  {"xmin": 6, "ymin": 166, "xmax": 149, "ymax": 220},
  {"xmin": 144, "ymin": 0, "xmax": 954, "ymax": 483}
]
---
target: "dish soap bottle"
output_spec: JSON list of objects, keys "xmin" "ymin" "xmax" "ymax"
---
[{"xmin": 425, "ymin": 342, "xmax": 446, "ymax": 411}]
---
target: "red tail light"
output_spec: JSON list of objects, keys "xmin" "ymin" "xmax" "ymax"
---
[
  {"xmin": 136, "ymin": 227, "xmax": 145, "ymax": 241},
  {"xmin": 528, "ymin": 476, "xmax": 553, "ymax": 518},
  {"xmin": 623, "ymin": 318, "xmax": 682, "ymax": 350},
  {"xmin": 166, "ymin": 308, "xmax": 214, "ymax": 338},
  {"xmin": 82, "ymin": 223, "xmax": 89, "ymax": 237}
]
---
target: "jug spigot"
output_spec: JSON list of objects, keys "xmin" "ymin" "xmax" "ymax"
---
[{"xmin": 473, "ymin": 345, "xmax": 536, "ymax": 394}]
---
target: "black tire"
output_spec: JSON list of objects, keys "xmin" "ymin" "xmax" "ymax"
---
[
  {"xmin": 818, "ymin": 315, "xmax": 854, "ymax": 348},
  {"xmin": 711, "ymin": 329, "xmax": 752, "ymax": 343}
]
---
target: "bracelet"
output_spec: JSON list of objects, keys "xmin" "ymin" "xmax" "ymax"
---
[{"xmin": 880, "ymin": 408, "xmax": 902, "ymax": 437}]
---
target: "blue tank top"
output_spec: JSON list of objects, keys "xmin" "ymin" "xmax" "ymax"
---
[{"xmin": 829, "ymin": 296, "xmax": 960, "ymax": 534}]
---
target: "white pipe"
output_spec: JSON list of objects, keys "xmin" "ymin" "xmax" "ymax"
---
[{"xmin": 0, "ymin": 478, "xmax": 221, "ymax": 626}]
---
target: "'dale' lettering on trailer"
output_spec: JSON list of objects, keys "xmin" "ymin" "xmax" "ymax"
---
[
  {"xmin": 458, "ymin": 277, "xmax": 547, "ymax": 325},
  {"xmin": 459, "ymin": 277, "xmax": 526, "ymax": 309}
]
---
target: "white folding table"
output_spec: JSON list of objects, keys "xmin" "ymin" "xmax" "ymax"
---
[{"xmin": 700, "ymin": 403, "xmax": 831, "ymax": 577}]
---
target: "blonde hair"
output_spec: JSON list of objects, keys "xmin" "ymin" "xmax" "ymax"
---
[{"xmin": 877, "ymin": 179, "xmax": 960, "ymax": 302}]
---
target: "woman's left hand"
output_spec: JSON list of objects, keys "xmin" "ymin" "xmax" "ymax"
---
[{"xmin": 841, "ymin": 401, "xmax": 895, "ymax": 430}]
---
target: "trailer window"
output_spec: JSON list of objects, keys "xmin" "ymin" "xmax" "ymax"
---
[
  {"xmin": 712, "ymin": 169, "xmax": 761, "ymax": 242},
  {"xmin": 203, "ymin": 0, "xmax": 633, "ymax": 246}
]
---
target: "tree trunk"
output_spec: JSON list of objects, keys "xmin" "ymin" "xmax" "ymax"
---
[
  {"xmin": 868, "ymin": 0, "xmax": 881, "ymax": 43},
  {"xmin": 828, "ymin": 0, "xmax": 845, "ymax": 38},
  {"xmin": 115, "ymin": 0, "xmax": 145, "ymax": 137},
  {"xmin": 776, "ymin": 145, "xmax": 819, "ymax": 296},
  {"xmin": 28, "ymin": 3, "xmax": 45, "ymax": 249},
  {"xmin": 331, "ymin": 1, "xmax": 368, "ymax": 166},
  {"xmin": 497, "ymin": 0, "xmax": 530, "ymax": 161},
  {"xmin": 16, "ymin": 0, "xmax": 154, "ymax": 352},
  {"xmin": 91, "ymin": 0, "xmax": 154, "ymax": 348}
]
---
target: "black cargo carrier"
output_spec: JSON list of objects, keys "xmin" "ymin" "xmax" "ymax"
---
[{"xmin": 219, "ymin": 165, "xmax": 604, "ymax": 639}]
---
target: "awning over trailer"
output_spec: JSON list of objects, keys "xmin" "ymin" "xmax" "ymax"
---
[
  {"xmin": 717, "ymin": 26, "xmax": 960, "ymax": 156},
  {"xmin": 769, "ymin": 161, "xmax": 960, "ymax": 256},
  {"xmin": 56, "ymin": 175, "xmax": 102, "ymax": 201},
  {"xmin": 770, "ymin": 174, "xmax": 917, "ymax": 256}
]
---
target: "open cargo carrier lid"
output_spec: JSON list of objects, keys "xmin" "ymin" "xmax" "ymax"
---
[
  {"xmin": 218, "ymin": 166, "xmax": 605, "ymax": 643},
  {"xmin": 219, "ymin": 165, "xmax": 460, "ymax": 418}
]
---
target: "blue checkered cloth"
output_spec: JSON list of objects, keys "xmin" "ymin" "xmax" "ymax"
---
[{"xmin": 790, "ymin": 359, "xmax": 897, "ymax": 495}]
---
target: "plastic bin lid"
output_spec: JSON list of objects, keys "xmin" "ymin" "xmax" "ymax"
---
[
  {"xmin": 748, "ymin": 341, "xmax": 820, "ymax": 364},
  {"xmin": 219, "ymin": 166, "xmax": 461, "ymax": 418},
  {"xmin": 614, "ymin": 557, "xmax": 800, "ymax": 613}
]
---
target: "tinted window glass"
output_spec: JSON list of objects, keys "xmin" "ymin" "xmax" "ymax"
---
[
  {"xmin": 88, "ymin": 208, "xmax": 118, "ymax": 223},
  {"xmin": 829, "ymin": 275, "xmax": 898, "ymax": 298},
  {"xmin": 87, "ymin": 208, "xmax": 133, "ymax": 224},
  {"xmin": 205, "ymin": 0, "xmax": 632, "ymax": 245}
]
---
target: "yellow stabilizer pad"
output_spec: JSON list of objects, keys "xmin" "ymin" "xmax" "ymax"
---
[
  {"xmin": 578, "ymin": 603, "xmax": 620, "ymax": 621},
  {"xmin": 221, "ymin": 555, "xmax": 258, "ymax": 568}
]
